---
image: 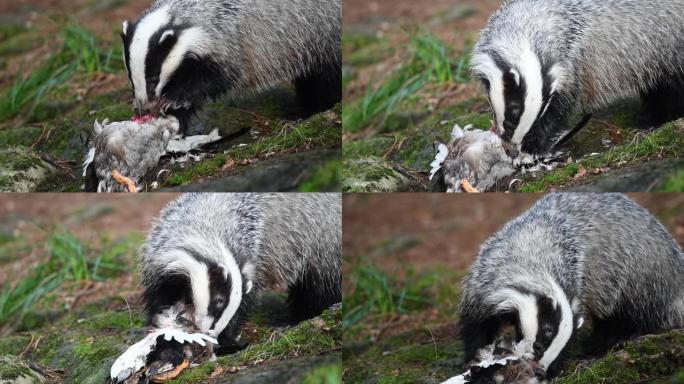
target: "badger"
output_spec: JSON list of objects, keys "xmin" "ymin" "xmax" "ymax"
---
[
  {"xmin": 472, "ymin": 0, "xmax": 684, "ymax": 159},
  {"xmin": 121, "ymin": 0, "xmax": 342, "ymax": 133},
  {"xmin": 458, "ymin": 193, "xmax": 684, "ymax": 380},
  {"xmin": 139, "ymin": 193, "xmax": 341, "ymax": 355}
]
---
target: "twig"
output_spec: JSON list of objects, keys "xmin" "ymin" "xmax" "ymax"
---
[
  {"xmin": 19, "ymin": 333, "xmax": 35, "ymax": 358},
  {"xmin": 30, "ymin": 125, "xmax": 52, "ymax": 149}
]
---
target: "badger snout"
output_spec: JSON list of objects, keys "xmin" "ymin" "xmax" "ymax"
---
[{"xmin": 502, "ymin": 142, "xmax": 520, "ymax": 159}]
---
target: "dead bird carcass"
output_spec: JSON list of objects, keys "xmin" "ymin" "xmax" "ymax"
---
[
  {"xmin": 430, "ymin": 124, "xmax": 516, "ymax": 193},
  {"xmin": 82, "ymin": 116, "xmax": 221, "ymax": 193},
  {"xmin": 109, "ymin": 305, "xmax": 218, "ymax": 384},
  {"xmin": 430, "ymin": 124, "xmax": 567, "ymax": 193},
  {"xmin": 441, "ymin": 339, "xmax": 542, "ymax": 384}
]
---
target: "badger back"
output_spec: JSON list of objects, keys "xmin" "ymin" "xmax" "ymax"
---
[{"xmin": 256, "ymin": 193, "xmax": 342, "ymax": 291}]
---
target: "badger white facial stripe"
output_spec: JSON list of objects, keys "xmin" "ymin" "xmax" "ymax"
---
[
  {"xmin": 490, "ymin": 288, "xmax": 538, "ymax": 342},
  {"xmin": 511, "ymin": 43, "xmax": 544, "ymax": 147},
  {"xmin": 539, "ymin": 279, "xmax": 574, "ymax": 369},
  {"xmin": 208, "ymin": 240, "xmax": 242, "ymax": 337},
  {"xmin": 161, "ymin": 250, "xmax": 211, "ymax": 326},
  {"xmin": 155, "ymin": 27, "xmax": 208, "ymax": 98},
  {"xmin": 128, "ymin": 6, "xmax": 171, "ymax": 105},
  {"xmin": 471, "ymin": 54, "xmax": 505, "ymax": 135}
]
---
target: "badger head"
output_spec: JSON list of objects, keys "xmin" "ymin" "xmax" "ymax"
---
[
  {"xmin": 485, "ymin": 280, "xmax": 581, "ymax": 379},
  {"xmin": 471, "ymin": 42, "xmax": 568, "ymax": 159},
  {"xmin": 120, "ymin": 6, "xmax": 235, "ymax": 127},
  {"xmin": 143, "ymin": 237, "xmax": 256, "ymax": 349}
]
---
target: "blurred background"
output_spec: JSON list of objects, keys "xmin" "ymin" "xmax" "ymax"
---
[
  {"xmin": 0, "ymin": 0, "xmax": 341, "ymax": 192},
  {"xmin": 0, "ymin": 194, "xmax": 341, "ymax": 383},
  {"xmin": 342, "ymin": 193, "xmax": 684, "ymax": 383},
  {"xmin": 342, "ymin": 0, "xmax": 684, "ymax": 193}
]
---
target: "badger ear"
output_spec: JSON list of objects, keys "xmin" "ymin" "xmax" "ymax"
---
[
  {"xmin": 159, "ymin": 29, "xmax": 175, "ymax": 44},
  {"xmin": 548, "ymin": 63, "xmax": 566, "ymax": 94},
  {"xmin": 241, "ymin": 262, "xmax": 255, "ymax": 294},
  {"xmin": 503, "ymin": 68, "xmax": 520, "ymax": 89},
  {"xmin": 122, "ymin": 20, "xmax": 129, "ymax": 36}
]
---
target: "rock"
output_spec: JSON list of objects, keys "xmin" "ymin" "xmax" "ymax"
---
[
  {"xmin": 565, "ymin": 159, "xmax": 684, "ymax": 192},
  {"xmin": 0, "ymin": 356, "xmax": 46, "ymax": 384},
  {"xmin": 162, "ymin": 150, "xmax": 338, "ymax": 192},
  {"xmin": 0, "ymin": 147, "xmax": 55, "ymax": 192}
]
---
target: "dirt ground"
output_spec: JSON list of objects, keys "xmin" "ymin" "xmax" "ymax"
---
[{"xmin": 344, "ymin": 193, "xmax": 684, "ymax": 272}]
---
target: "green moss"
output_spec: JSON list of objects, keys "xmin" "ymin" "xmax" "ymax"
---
[
  {"xmin": 557, "ymin": 331, "xmax": 684, "ymax": 384},
  {"xmin": 73, "ymin": 336, "xmax": 120, "ymax": 365},
  {"xmin": 519, "ymin": 163, "xmax": 580, "ymax": 192},
  {"xmin": 79, "ymin": 310, "xmax": 145, "ymax": 331},
  {"xmin": 0, "ymin": 335, "xmax": 31, "ymax": 356},
  {"xmin": 657, "ymin": 168, "xmax": 684, "ymax": 192},
  {"xmin": 0, "ymin": 126, "xmax": 43, "ymax": 147},
  {"xmin": 0, "ymin": 146, "xmax": 42, "ymax": 171},
  {"xmin": 519, "ymin": 121, "xmax": 684, "ymax": 191},
  {"xmin": 299, "ymin": 160, "xmax": 342, "ymax": 192},
  {"xmin": 166, "ymin": 362, "xmax": 217, "ymax": 384},
  {"xmin": 168, "ymin": 308, "xmax": 341, "ymax": 383},
  {"xmin": 301, "ymin": 363, "xmax": 342, "ymax": 384},
  {"xmin": 166, "ymin": 109, "xmax": 340, "ymax": 187},
  {"xmin": 166, "ymin": 153, "xmax": 228, "ymax": 186},
  {"xmin": 344, "ymin": 159, "xmax": 394, "ymax": 182},
  {"xmin": 343, "ymin": 137, "xmax": 394, "ymax": 159},
  {"xmin": 0, "ymin": 360, "xmax": 34, "ymax": 380}
]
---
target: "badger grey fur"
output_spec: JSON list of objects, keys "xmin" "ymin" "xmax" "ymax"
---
[
  {"xmin": 121, "ymin": 0, "xmax": 341, "ymax": 131},
  {"xmin": 459, "ymin": 193, "xmax": 684, "ymax": 379},
  {"xmin": 472, "ymin": 0, "xmax": 684, "ymax": 157},
  {"xmin": 139, "ymin": 193, "xmax": 341, "ymax": 354}
]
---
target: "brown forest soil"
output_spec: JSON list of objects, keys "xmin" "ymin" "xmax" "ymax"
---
[{"xmin": 343, "ymin": 193, "xmax": 684, "ymax": 274}]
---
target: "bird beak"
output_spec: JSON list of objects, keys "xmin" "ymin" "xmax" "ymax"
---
[{"xmin": 111, "ymin": 169, "xmax": 138, "ymax": 193}]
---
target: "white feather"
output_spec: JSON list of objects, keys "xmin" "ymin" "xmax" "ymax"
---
[
  {"xmin": 82, "ymin": 148, "xmax": 96, "ymax": 177},
  {"xmin": 451, "ymin": 124, "xmax": 465, "ymax": 140},
  {"xmin": 110, "ymin": 328, "xmax": 217, "ymax": 382},
  {"xmin": 430, "ymin": 143, "xmax": 449, "ymax": 180},
  {"xmin": 441, "ymin": 374, "xmax": 470, "ymax": 384}
]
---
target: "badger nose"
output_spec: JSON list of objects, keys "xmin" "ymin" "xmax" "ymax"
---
[
  {"xmin": 505, "ymin": 147, "xmax": 520, "ymax": 159},
  {"xmin": 134, "ymin": 99, "xmax": 150, "ymax": 117},
  {"xmin": 534, "ymin": 367, "xmax": 547, "ymax": 379},
  {"xmin": 533, "ymin": 341, "xmax": 544, "ymax": 356}
]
